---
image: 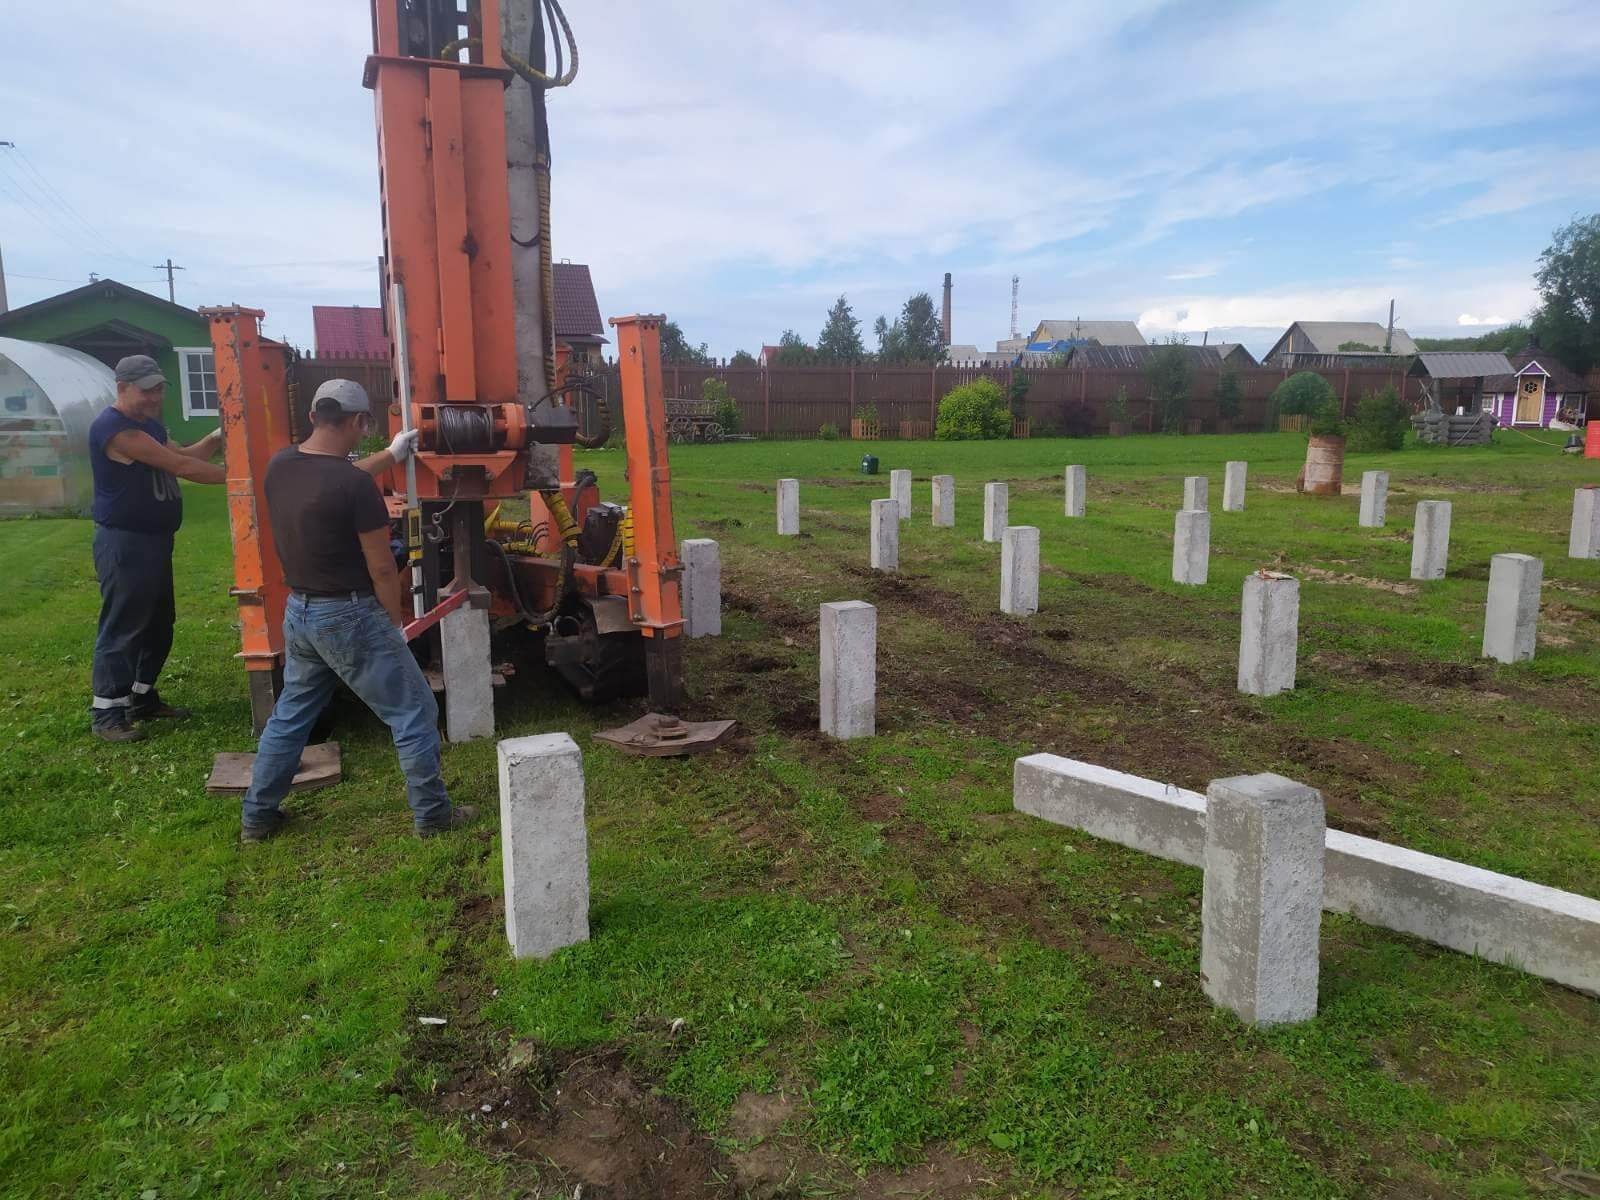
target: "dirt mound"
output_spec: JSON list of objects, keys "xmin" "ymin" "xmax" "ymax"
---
[{"xmin": 433, "ymin": 1042, "xmax": 736, "ymax": 1198}]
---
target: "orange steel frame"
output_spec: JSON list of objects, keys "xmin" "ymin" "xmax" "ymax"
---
[
  {"xmin": 205, "ymin": 1, "xmax": 686, "ymax": 723},
  {"xmin": 367, "ymin": 0, "xmax": 523, "ymax": 500},
  {"xmin": 205, "ymin": 306, "xmax": 295, "ymax": 730}
]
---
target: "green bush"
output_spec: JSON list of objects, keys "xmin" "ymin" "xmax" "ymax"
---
[
  {"xmin": 817, "ymin": 422, "xmax": 840, "ymax": 441},
  {"xmin": 1274, "ymin": 371, "xmax": 1336, "ymax": 416},
  {"xmin": 1347, "ymin": 386, "xmax": 1410, "ymax": 452},
  {"xmin": 1309, "ymin": 399, "xmax": 1348, "ymax": 438},
  {"xmin": 935, "ymin": 378, "xmax": 1011, "ymax": 440},
  {"xmin": 702, "ymin": 377, "xmax": 739, "ymax": 433}
]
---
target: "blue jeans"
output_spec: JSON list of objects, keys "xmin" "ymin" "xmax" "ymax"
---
[{"xmin": 242, "ymin": 594, "xmax": 452, "ymax": 832}]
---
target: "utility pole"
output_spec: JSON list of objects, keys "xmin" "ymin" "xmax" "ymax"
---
[
  {"xmin": 0, "ymin": 241, "xmax": 8, "ymax": 315},
  {"xmin": 151, "ymin": 257, "xmax": 185, "ymax": 303},
  {"xmin": 1384, "ymin": 298, "xmax": 1395, "ymax": 353},
  {"xmin": 1009, "ymin": 275, "xmax": 1019, "ymax": 340}
]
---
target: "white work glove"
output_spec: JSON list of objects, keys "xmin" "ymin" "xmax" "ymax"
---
[{"xmin": 387, "ymin": 428, "xmax": 420, "ymax": 462}]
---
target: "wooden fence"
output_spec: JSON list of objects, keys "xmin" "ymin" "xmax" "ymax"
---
[
  {"xmin": 629, "ymin": 361, "xmax": 1426, "ymax": 439},
  {"xmin": 289, "ymin": 353, "xmax": 395, "ymax": 441},
  {"xmin": 288, "ymin": 355, "xmax": 1436, "ymax": 441}
]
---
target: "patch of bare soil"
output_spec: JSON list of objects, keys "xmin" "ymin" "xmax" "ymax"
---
[{"xmin": 1295, "ymin": 564, "xmax": 1418, "ymax": 595}]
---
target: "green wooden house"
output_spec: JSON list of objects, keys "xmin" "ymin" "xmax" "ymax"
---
[{"xmin": 0, "ymin": 279, "xmax": 218, "ymax": 442}]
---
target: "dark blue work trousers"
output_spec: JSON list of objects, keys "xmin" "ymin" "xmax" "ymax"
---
[{"xmin": 90, "ymin": 525, "xmax": 175, "ymax": 711}]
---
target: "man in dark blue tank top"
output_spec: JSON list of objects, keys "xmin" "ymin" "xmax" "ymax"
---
[{"xmin": 87, "ymin": 355, "xmax": 226, "ymax": 742}]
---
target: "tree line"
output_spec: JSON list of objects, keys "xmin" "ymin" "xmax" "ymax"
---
[{"xmin": 659, "ymin": 290, "xmax": 947, "ymax": 367}]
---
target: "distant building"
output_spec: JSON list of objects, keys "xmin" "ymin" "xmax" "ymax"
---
[
  {"xmin": 313, "ymin": 305, "xmax": 390, "ymax": 357},
  {"xmin": 1028, "ymin": 319, "xmax": 1146, "ymax": 347},
  {"xmin": 1209, "ymin": 342, "xmax": 1258, "ymax": 369},
  {"xmin": 1478, "ymin": 350, "xmax": 1590, "ymax": 428},
  {"xmin": 308, "ymin": 262, "xmax": 608, "ymax": 366},
  {"xmin": 758, "ymin": 344, "xmax": 782, "ymax": 368},
  {"xmin": 1263, "ymin": 321, "xmax": 1417, "ymax": 368},
  {"xmin": 0, "ymin": 278, "xmax": 218, "ymax": 439},
  {"xmin": 551, "ymin": 262, "xmax": 608, "ymax": 363}
]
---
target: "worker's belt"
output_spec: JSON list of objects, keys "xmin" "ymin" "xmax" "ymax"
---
[{"xmin": 292, "ymin": 589, "xmax": 375, "ymax": 603}]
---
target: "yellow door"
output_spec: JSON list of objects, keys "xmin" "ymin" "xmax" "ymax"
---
[{"xmin": 1515, "ymin": 375, "xmax": 1545, "ymax": 423}]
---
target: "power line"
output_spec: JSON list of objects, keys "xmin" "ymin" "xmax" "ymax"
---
[
  {"xmin": 0, "ymin": 156, "xmax": 99, "ymax": 256},
  {"xmin": 1, "ymin": 142, "xmax": 143, "ymax": 267}
]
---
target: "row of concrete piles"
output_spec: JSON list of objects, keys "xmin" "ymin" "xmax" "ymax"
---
[
  {"xmin": 763, "ymin": 469, "xmax": 1593, "ymax": 707},
  {"xmin": 492, "ymin": 475, "xmax": 1600, "ymax": 1028}
]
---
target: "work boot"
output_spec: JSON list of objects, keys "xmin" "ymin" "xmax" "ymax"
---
[
  {"xmin": 241, "ymin": 810, "xmax": 293, "ymax": 844},
  {"xmin": 91, "ymin": 708, "xmax": 147, "ymax": 743},
  {"xmin": 416, "ymin": 805, "xmax": 480, "ymax": 838},
  {"xmin": 129, "ymin": 690, "xmax": 192, "ymax": 721}
]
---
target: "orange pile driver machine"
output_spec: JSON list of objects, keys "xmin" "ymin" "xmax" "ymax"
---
[{"xmin": 208, "ymin": 0, "xmax": 684, "ymax": 733}]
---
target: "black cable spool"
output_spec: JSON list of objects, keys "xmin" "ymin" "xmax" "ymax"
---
[{"xmin": 435, "ymin": 404, "xmax": 496, "ymax": 453}]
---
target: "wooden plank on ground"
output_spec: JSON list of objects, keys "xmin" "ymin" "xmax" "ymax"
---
[{"xmin": 206, "ymin": 742, "xmax": 342, "ymax": 795}]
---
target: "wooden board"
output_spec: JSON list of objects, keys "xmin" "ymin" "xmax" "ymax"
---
[{"xmin": 206, "ymin": 742, "xmax": 342, "ymax": 795}]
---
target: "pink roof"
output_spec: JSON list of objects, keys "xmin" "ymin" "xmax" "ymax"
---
[{"xmin": 312, "ymin": 305, "xmax": 390, "ymax": 358}]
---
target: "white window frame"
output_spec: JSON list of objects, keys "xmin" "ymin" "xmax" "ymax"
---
[{"xmin": 175, "ymin": 347, "xmax": 219, "ymax": 419}]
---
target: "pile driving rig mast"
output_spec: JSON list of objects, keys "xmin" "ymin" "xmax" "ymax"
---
[{"xmin": 211, "ymin": 0, "xmax": 685, "ymax": 732}]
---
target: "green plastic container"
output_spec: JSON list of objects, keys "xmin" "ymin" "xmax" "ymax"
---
[{"xmin": 860, "ymin": 454, "xmax": 879, "ymax": 476}]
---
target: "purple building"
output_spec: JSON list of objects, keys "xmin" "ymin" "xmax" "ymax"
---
[{"xmin": 1479, "ymin": 351, "xmax": 1590, "ymax": 429}]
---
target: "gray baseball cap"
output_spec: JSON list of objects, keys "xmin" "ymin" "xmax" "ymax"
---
[
  {"xmin": 114, "ymin": 354, "xmax": 167, "ymax": 389},
  {"xmin": 310, "ymin": 378, "xmax": 372, "ymax": 414}
]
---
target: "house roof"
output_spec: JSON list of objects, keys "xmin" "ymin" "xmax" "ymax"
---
[
  {"xmin": 1408, "ymin": 351, "xmax": 1514, "ymax": 380},
  {"xmin": 0, "ymin": 278, "xmax": 202, "ymax": 330},
  {"xmin": 1270, "ymin": 320, "xmax": 1417, "ymax": 357},
  {"xmin": 552, "ymin": 262, "xmax": 606, "ymax": 343},
  {"xmin": 1068, "ymin": 343, "xmax": 1231, "ymax": 370},
  {"xmin": 1032, "ymin": 319, "xmax": 1146, "ymax": 346},
  {"xmin": 312, "ymin": 305, "xmax": 391, "ymax": 357},
  {"xmin": 1481, "ymin": 350, "xmax": 1590, "ymax": 394},
  {"xmin": 1210, "ymin": 342, "xmax": 1258, "ymax": 366}
]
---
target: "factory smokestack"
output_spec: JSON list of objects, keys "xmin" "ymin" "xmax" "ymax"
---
[{"xmin": 941, "ymin": 272, "xmax": 952, "ymax": 347}]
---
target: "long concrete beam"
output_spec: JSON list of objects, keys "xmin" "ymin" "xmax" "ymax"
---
[{"xmin": 1014, "ymin": 754, "xmax": 1600, "ymax": 996}]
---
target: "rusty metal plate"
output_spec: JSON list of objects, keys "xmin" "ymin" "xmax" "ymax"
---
[
  {"xmin": 593, "ymin": 713, "xmax": 736, "ymax": 757},
  {"xmin": 591, "ymin": 595, "xmax": 633, "ymax": 635}
]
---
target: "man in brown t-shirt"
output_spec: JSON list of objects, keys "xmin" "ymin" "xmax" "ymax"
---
[{"xmin": 240, "ymin": 379, "xmax": 476, "ymax": 842}]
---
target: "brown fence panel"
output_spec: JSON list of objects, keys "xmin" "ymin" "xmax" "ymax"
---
[
  {"xmin": 628, "ymin": 360, "xmax": 1429, "ymax": 439},
  {"xmin": 289, "ymin": 354, "xmax": 395, "ymax": 440}
]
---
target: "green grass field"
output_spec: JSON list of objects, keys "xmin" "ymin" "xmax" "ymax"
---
[{"xmin": 2, "ymin": 431, "xmax": 1597, "ymax": 1199}]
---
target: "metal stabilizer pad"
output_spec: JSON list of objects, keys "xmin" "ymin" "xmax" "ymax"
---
[{"xmin": 593, "ymin": 713, "xmax": 736, "ymax": 757}]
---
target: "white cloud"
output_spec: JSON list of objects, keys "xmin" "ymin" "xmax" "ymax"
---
[
  {"xmin": 1136, "ymin": 272, "xmax": 1537, "ymax": 339},
  {"xmin": 1457, "ymin": 313, "xmax": 1510, "ymax": 326},
  {"xmin": 2, "ymin": 0, "xmax": 1595, "ymax": 354},
  {"xmin": 1165, "ymin": 265, "xmax": 1220, "ymax": 281}
]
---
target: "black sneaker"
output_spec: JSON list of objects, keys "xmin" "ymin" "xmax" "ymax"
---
[
  {"xmin": 415, "ymin": 805, "xmax": 480, "ymax": 838},
  {"xmin": 241, "ymin": 810, "xmax": 292, "ymax": 843},
  {"xmin": 91, "ymin": 709, "xmax": 147, "ymax": 743},
  {"xmin": 129, "ymin": 690, "xmax": 192, "ymax": 721}
]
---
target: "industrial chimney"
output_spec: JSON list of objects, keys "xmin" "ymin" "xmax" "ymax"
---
[{"xmin": 941, "ymin": 272, "xmax": 952, "ymax": 347}]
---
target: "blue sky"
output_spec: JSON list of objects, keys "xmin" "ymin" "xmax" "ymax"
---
[{"xmin": 3, "ymin": 0, "xmax": 1598, "ymax": 360}]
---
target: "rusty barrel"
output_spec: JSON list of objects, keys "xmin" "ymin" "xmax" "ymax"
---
[{"xmin": 1302, "ymin": 435, "xmax": 1346, "ymax": 495}]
